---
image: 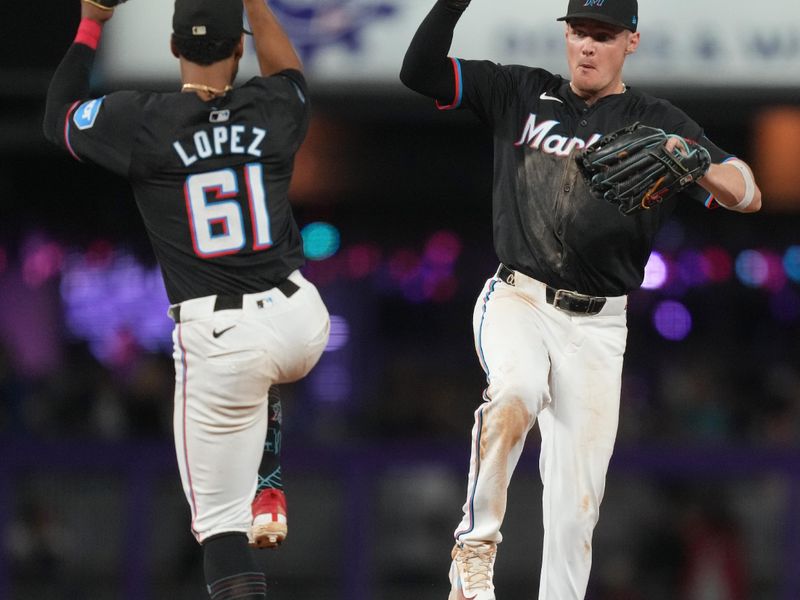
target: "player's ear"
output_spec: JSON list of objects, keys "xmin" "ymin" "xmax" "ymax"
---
[
  {"xmin": 234, "ymin": 34, "xmax": 245, "ymax": 60},
  {"xmin": 170, "ymin": 35, "xmax": 180, "ymax": 59},
  {"xmin": 625, "ymin": 31, "xmax": 640, "ymax": 55}
]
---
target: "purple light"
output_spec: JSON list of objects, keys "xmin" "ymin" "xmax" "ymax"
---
[
  {"xmin": 424, "ymin": 230, "xmax": 462, "ymax": 267},
  {"xmin": 310, "ymin": 362, "xmax": 351, "ymax": 403},
  {"xmin": 22, "ymin": 240, "xmax": 64, "ymax": 288},
  {"xmin": 0, "ymin": 246, "xmax": 7, "ymax": 275},
  {"xmin": 653, "ymin": 300, "xmax": 692, "ymax": 341},
  {"xmin": 641, "ymin": 252, "xmax": 668, "ymax": 290},
  {"xmin": 676, "ymin": 249, "xmax": 708, "ymax": 287},
  {"xmin": 735, "ymin": 250, "xmax": 769, "ymax": 288},
  {"xmin": 60, "ymin": 250, "xmax": 172, "ymax": 367},
  {"xmin": 325, "ymin": 315, "xmax": 350, "ymax": 352}
]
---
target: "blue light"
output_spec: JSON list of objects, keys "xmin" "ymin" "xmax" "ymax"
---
[
  {"xmin": 301, "ymin": 222, "xmax": 340, "ymax": 261},
  {"xmin": 735, "ymin": 250, "xmax": 769, "ymax": 288},
  {"xmin": 784, "ymin": 246, "xmax": 800, "ymax": 283}
]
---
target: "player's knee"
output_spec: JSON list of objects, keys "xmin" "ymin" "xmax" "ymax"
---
[
  {"xmin": 489, "ymin": 373, "xmax": 548, "ymax": 417},
  {"xmin": 486, "ymin": 395, "xmax": 534, "ymax": 442}
]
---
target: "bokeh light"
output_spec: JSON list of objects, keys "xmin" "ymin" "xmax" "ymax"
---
[
  {"xmin": 345, "ymin": 243, "xmax": 382, "ymax": 279},
  {"xmin": 424, "ymin": 230, "xmax": 462, "ymax": 267},
  {"xmin": 60, "ymin": 250, "xmax": 172, "ymax": 366},
  {"xmin": 701, "ymin": 246, "xmax": 733, "ymax": 283},
  {"xmin": 676, "ymin": 249, "xmax": 708, "ymax": 287},
  {"xmin": 735, "ymin": 250, "xmax": 769, "ymax": 288},
  {"xmin": 22, "ymin": 239, "xmax": 64, "ymax": 288},
  {"xmin": 325, "ymin": 315, "xmax": 350, "ymax": 352},
  {"xmin": 301, "ymin": 221, "xmax": 341, "ymax": 261},
  {"xmin": 653, "ymin": 300, "xmax": 693, "ymax": 341},
  {"xmin": 310, "ymin": 362, "xmax": 352, "ymax": 403},
  {"xmin": 783, "ymin": 246, "xmax": 800, "ymax": 283},
  {"xmin": 641, "ymin": 252, "xmax": 668, "ymax": 290}
]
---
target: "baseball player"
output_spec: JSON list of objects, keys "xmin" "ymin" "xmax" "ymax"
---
[
  {"xmin": 401, "ymin": 0, "xmax": 761, "ymax": 598},
  {"xmin": 43, "ymin": 0, "xmax": 330, "ymax": 597}
]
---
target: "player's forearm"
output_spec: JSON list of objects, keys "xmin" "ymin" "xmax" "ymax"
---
[
  {"xmin": 244, "ymin": 0, "xmax": 302, "ymax": 75},
  {"xmin": 700, "ymin": 160, "xmax": 762, "ymax": 213},
  {"xmin": 400, "ymin": 1, "xmax": 465, "ymax": 99},
  {"xmin": 43, "ymin": 42, "xmax": 96, "ymax": 146}
]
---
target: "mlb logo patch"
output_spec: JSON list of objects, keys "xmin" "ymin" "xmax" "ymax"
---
[
  {"xmin": 73, "ymin": 97, "xmax": 105, "ymax": 130},
  {"xmin": 209, "ymin": 109, "xmax": 230, "ymax": 123}
]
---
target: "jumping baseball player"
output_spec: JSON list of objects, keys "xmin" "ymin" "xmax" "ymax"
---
[
  {"xmin": 401, "ymin": 0, "xmax": 762, "ymax": 598},
  {"xmin": 43, "ymin": 0, "xmax": 330, "ymax": 597}
]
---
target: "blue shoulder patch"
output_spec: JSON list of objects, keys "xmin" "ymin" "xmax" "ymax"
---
[{"xmin": 73, "ymin": 97, "xmax": 106, "ymax": 130}]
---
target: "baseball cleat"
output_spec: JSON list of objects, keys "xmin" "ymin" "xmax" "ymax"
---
[
  {"xmin": 248, "ymin": 488, "xmax": 288, "ymax": 549},
  {"xmin": 448, "ymin": 541, "xmax": 497, "ymax": 600}
]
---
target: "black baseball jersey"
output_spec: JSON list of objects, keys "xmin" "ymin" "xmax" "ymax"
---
[
  {"xmin": 438, "ymin": 59, "xmax": 733, "ymax": 296},
  {"xmin": 49, "ymin": 46, "xmax": 309, "ymax": 304}
]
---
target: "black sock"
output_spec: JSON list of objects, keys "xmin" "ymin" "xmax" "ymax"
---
[
  {"xmin": 203, "ymin": 533, "xmax": 266, "ymax": 599},
  {"xmin": 257, "ymin": 386, "xmax": 283, "ymax": 492}
]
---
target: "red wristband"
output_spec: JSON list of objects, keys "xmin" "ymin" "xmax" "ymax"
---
[{"xmin": 74, "ymin": 18, "xmax": 103, "ymax": 50}]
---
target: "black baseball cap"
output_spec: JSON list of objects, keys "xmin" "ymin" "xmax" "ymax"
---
[
  {"xmin": 173, "ymin": 0, "xmax": 245, "ymax": 40},
  {"xmin": 557, "ymin": 0, "xmax": 638, "ymax": 32}
]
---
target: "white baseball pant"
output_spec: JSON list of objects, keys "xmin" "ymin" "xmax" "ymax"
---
[
  {"xmin": 170, "ymin": 270, "xmax": 330, "ymax": 543},
  {"xmin": 454, "ymin": 266, "xmax": 628, "ymax": 599}
]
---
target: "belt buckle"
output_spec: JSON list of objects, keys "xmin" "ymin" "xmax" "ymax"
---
[
  {"xmin": 553, "ymin": 289, "xmax": 595, "ymax": 315},
  {"xmin": 552, "ymin": 289, "xmax": 574, "ymax": 312}
]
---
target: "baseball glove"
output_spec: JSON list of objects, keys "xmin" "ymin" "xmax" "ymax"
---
[
  {"xmin": 576, "ymin": 123, "xmax": 711, "ymax": 215},
  {"xmin": 83, "ymin": 0, "xmax": 129, "ymax": 10}
]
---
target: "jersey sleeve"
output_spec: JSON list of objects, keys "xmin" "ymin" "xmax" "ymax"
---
[
  {"xmin": 438, "ymin": 60, "xmax": 541, "ymax": 127},
  {"xmin": 247, "ymin": 69, "xmax": 311, "ymax": 152},
  {"xmin": 63, "ymin": 90, "xmax": 144, "ymax": 178},
  {"xmin": 661, "ymin": 107, "xmax": 734, "ymax": 209}
]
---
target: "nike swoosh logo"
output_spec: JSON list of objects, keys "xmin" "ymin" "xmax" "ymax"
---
[
  {"xmin": 539, "ymin": 92, "xmax": 564, "ymax": 103},
  {"xmin": 212, "ymin": 325, "xmax": 236, "ymax": 338}
]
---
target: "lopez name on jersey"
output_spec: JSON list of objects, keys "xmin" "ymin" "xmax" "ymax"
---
[{"xmin": 173, "ymin": 125, "xmax": 267, "ymax": 167}]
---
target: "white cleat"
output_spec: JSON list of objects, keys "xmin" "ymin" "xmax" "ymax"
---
[{"xmin": 448, "ymin": 541, "xmax": 497, "ymax": 600}]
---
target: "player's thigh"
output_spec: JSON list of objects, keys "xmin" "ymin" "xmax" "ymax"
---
[
  {"xmin": 251, "ymin": 279, "xmax": 330, "ymax": 383},
  {"xmin": 548, "ymin": 314, "xmax": 627, "ymax": 450},
  {"xmin": 473, "ymin": 281, "xmax": 552, "ymax": 406}
]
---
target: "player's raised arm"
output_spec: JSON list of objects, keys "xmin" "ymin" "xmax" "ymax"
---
[
  {"xmin": 243, "ymin": 0, "xmax": 302, "ymax": 75},
  {"xmin": 400, "ymin": 0, "xmax": 471, "ymax": 101},
  {"xmin": 43, "ymin": 1, "xmax": 114, "ymax": 146}
]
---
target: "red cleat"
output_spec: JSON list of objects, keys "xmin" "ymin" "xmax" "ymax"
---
[{"xmin": 248, "ymin": 488, "xmax": 288, "ymax": 549}]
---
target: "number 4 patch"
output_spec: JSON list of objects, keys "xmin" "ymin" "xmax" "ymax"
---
[{"xmin": 73, "ymin": 97, "xmax": 106, "ymax": 130}]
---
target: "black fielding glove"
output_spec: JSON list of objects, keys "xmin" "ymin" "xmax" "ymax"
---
[{"xmin": 577, "ymin": 123, "xmax": 712, "ymax": 215}]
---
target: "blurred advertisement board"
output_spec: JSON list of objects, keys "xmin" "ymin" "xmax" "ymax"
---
[{"xmin": 100, "ymin": 0, "xmax": 800, "ymax": 88}]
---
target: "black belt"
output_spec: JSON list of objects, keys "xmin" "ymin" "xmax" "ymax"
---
[
  {"xmin": 172, "ymin": 279, "xmax": 300, "ymax": 323},
  {"xmin": 497, "ymin": 264, "xmax": 607, "ymax": 316}
]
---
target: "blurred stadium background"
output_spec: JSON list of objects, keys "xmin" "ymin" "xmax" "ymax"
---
[{"xmin": 2, "ymin": 0, "xmax": 799, "ymax": 599}]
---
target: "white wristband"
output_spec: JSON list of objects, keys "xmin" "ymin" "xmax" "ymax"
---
[{"xmin": 726, "ymin": 160, "xmax": 755, "ymax": 211}]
